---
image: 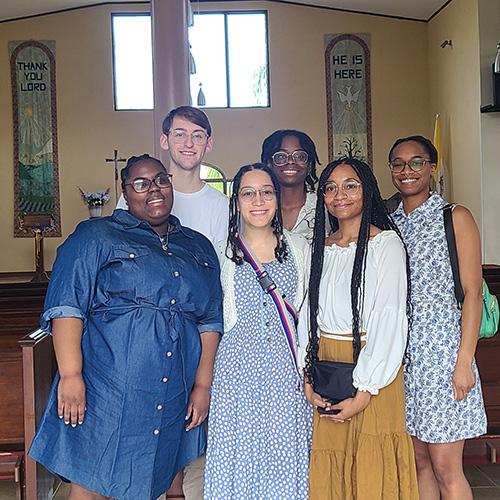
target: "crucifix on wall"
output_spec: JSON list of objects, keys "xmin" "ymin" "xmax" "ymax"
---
[{"xmin": 106, "ymin": 149, "xmax": 127, "ymax": 204}]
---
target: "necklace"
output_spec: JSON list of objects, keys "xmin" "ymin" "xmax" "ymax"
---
[{"xmin": 159, "ymin": 224, "xmax": 172, "ymax": 252}]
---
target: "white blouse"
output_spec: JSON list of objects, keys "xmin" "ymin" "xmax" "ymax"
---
[{"xmin": 318, "ymin": 230, "xmax": 408, "ymax": 395}]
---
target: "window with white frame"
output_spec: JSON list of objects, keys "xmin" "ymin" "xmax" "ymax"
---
[{"xmin": 111, "ymin": 11, "xmax": 269, "ymax": 110}]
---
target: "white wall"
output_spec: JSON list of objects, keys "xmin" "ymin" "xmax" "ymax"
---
[{"xmin": 478, "ymin": 0, "xmax": 500, "ymax": 264}]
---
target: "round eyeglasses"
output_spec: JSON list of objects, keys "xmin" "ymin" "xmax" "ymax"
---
[
  {"xmin": 388, "ymin": 157, "xmax": 432, "ymax": 173},
  {"xmin": 321, "ymin": 179, "xmax": 361, "ymax": 197},
  {"xmin": 168, "ymin": 129, "xmax": 208, "ymax": 145},
  {"xmin": 124, "ymin": 173, "xmax": 173, "ymax": 193},
  {"xmin": 271, "ymin": 150, "xmax": 309, "ymax": 167},
  {"xmin": 238, "ymin": 187, "xmax": 276, "ymax": 203}
]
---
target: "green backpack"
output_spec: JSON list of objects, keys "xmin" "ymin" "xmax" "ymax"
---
[
  {"xmin": 480, "ymin": 280, "xmax": 500, "ymax": 338},
  {"xmin": 443, "ymin": 204, "xmax": 499, "ymax": 338}
]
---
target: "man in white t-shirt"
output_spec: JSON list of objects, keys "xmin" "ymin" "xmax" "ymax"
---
[
  {"xmin": 117, "ymin": 106, "xmax": 228, "ymax": 246},
  {"xmin": 117, "ymin": 107, "xmax": 228, "ymax": 499}
]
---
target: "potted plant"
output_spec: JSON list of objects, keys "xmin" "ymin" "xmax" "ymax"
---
[{"xmin": 78, "ymin": 187, "xmax": 111, "ymax": 218}]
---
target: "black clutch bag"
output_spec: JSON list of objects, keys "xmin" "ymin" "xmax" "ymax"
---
[{"xmin": 311, "ymin": 360, "xmax": 357, "ymax": 404}]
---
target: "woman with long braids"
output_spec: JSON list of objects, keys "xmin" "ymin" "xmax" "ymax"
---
[
  {"xmin": 304, "ymin": 157, "xmax": 418, "ymax": 499},
  {"xmin": 204, "ymin": 163, "xmax": 312, "ymax": 499},
  {"xmin": 390, "ymin": 136, "xmax": 486, "ymax": 500}
]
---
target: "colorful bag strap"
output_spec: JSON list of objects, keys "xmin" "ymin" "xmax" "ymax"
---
[
  {"xmin": 443, "ymin": 203, "xmax": 465, "ymax": 308},
  {"xmin": 236, "ymin": 235, "xmax": 301, "ymax": 383}
]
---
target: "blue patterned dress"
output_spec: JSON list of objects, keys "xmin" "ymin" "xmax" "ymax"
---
[
  {"xmin": 204, "ymin": 254, "xmax": 312, "ymax": 499},
  {"xmin": 392, "ymin": 194, "xmax": 487, "ymax": 443}
]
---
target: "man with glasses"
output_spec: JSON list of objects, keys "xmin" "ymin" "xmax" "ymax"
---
[{"xmin": 117, "ymin": 106, "xmax": 229, "ymax": 246}]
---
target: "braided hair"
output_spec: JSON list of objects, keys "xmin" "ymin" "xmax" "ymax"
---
[
  {"xmin": 305, "ymin": 156, "xmax": 412, "ymax": 380},
  {"xmin": 227, "ymin": 163, "xmax": 287, "ymax": 265},
  {"xmin": 260, "ymin": 129, "xmax": 320, "ymax": 192}
]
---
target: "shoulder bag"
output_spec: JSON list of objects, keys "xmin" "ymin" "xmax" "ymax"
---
[{"xmin": 443, "ymin": 204, "xmax": 499, "ymax": 338}]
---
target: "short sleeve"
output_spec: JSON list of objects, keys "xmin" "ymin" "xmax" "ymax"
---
[
  {"xmin": 41, "ymin": 224, "xmax": 101, "ymax": 333},
  {"xmin": 194, "ymin": 240, "xmax": 223, "ymax": 335},
  {"xmin": 352, "ymin": 232, "xmax": 408, "ymax": 395}
]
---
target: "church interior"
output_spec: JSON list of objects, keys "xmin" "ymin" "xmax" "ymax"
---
[{"xmin": 1, "ymin": 0, "xmax": 500, "ymax": 498}]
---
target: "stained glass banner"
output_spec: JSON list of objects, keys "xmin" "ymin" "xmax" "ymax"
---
[{"xmin": 9, "ymin": 40, "xmax": 61, "ymax": 237}]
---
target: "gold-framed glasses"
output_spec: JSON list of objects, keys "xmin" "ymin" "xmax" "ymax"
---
[
  {"xmin": 321, "ymin": 179, "xmax": 361, "ymax": 197},
  {"xmin": 168, "ymin": 129, "xmax": 208, "ymax": 145},
  {"xmin": 238, "ymin": 187, "xmax": 276, "ymax": 203}
]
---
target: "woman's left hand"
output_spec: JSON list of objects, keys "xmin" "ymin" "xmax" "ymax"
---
[
  {"xmin": 452, "ymin": 361, "xmax": 476, "ymax": 400},
  {"xmin": 321, "ymin": 391, "xmax": 372, "ymax": 422},
  {"xmin": 185, "ymin": 385, "xmax": 210, "ymax": 430}
]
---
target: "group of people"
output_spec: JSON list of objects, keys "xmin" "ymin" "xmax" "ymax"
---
[{"xmin": 29, "ymin": 106, "xmax": 487, "ymax": 500}]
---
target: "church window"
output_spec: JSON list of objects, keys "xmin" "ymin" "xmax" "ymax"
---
[
  {"xmin": 111, "ymin": 13, "xmax": 154, "ymax": 110},
  {"xmin": 111, "ymin": 11, "xmax": 269, "ymax": 110},
  {"xmin": 200, "ymin": 163, "xmax": 232, "ymax": 196}
]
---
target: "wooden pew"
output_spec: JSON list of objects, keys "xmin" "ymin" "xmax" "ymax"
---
[
  {"xmin": 19, "ymin": 329, "xmax": 57, "ymax": 500},
  {"xmin": 0, "ymin": 281, "xmax": 47, "ymax": 448},
  {"xmin": 464, "ymin": 265, "xmax": 500, "ymax": 461},
  {"xmin": 0, "ymin": 279, "xmax": 49, "ymax": 499}
]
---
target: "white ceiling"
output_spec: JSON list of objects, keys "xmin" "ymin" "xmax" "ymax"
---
[{"xmin": 0, "ymin": 0, "xmax": 450, "ymax": 23}]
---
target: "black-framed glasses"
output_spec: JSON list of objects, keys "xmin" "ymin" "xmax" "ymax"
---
[
  {"xmin": 321, "ymin": 179, "xmax": 361, "ymax": 197},
  {"xmin": 388, "ymin": 157, "xmax": 432, "ymax": 173},
  {"xmin": 168, "ymin": 129, "xmax": 208, "ymax": 145},
  {"xmin": 271, "ymin": 150, "xmax": 309, "ymax": 166},
  {"xmin": 124, "ymin": 173, "xmax": 173, "ymax": 193},
  {"xmin": 238, "ymin": 186, "xmax": 276, "ymax": 203}
]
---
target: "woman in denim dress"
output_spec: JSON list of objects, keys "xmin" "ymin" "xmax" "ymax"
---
[{"xmin": 29, "ymin": 154, "xmax": 223, "ymax": 500}]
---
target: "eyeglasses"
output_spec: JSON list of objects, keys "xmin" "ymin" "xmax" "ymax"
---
[
  {"xmin": 124, "ymin": 173, "xmax": 173, "ymax": 193},
  {"xmin": 388, "ymin": 157, "xmax": 432, "ymax": 173},
  {"xmin": 321, "ymin": 179, "xmax": 361, "ymax": 197},
  {"xmin": 238, "ymin": 187, "xmax": 276, "ymax": 203},
  {"xmin": 168, "ymin": 129, "xmax": 208, "ymax": 145},
  {"xmin": 271, "ymin": 150, "xmax": 309, "ymax": 166}
]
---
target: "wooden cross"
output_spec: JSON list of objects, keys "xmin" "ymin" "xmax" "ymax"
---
[{"xmin": 105, "ymin": 149, "xmax": 127, "ymax": 204}]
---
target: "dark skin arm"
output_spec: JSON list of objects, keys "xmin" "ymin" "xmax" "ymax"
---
[
  {"xmin": 185, "ymin": 331, "xmax": 220, "ymax": 430},
  {"xmin": 451, "ymin": 206, "xmax": 483, "ymax": 400},
  {"xmin": 52, "ymin": 317, "xmax": 86, "ymax": 426}
]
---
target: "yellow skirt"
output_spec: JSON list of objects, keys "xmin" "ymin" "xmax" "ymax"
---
[{"xmin": 309, "ymin": 337, "xmax": 418, "ymax": 500}]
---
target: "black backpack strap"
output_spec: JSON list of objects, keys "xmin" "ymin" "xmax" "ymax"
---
[{"xmin": 443, "ymin": 203, "xmax": 465, "ymax": 308}]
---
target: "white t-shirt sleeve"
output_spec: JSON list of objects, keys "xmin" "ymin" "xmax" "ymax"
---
[{"xmin": 116, "ymin": 194, "xmax": 128, "ymax": 210}]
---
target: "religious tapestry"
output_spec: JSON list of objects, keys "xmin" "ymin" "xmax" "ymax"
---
[
  {"xmin": 324, "ymin": 33, "xmax": 372, "ymax": 166},
  {"xmin": 9, "ymin": 40, "xmax": 61, "ymax": 237}
]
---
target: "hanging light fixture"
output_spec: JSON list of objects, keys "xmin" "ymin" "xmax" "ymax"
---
[{"xmin": 197, "ymin": 82, "xmax": 206, "ymax": 106}]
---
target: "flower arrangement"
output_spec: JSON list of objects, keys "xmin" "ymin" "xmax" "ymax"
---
[{"xmin": 78, "ymin": 187, "xmax": 111, "ymax": 207}]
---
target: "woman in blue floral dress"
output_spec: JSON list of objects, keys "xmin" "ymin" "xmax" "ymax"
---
[
  {"xmin": 204, "ymin": 163, "xmax": 312, "ymax": 500},
  {"xmin": 389, "ymin": 136, "xmax": 487, "ymax": 500}
]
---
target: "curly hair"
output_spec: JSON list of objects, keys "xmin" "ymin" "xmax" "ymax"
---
[
  {"xmin": 305, "ymin": 156, "xmax": 412, "ymax": 380},
  {"xmin": 227, "ymin": 163, "xmax": 287, "ymax": 265}
]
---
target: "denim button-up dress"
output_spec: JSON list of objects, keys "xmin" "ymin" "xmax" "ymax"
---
[{"xmin": 28, "ymin": 210, "xmax": 223, "ymax": 500}]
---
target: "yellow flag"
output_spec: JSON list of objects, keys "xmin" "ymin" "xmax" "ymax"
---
[{"xmin": 433, "ymin": 114, "xmax": 445, "ymax": 196}]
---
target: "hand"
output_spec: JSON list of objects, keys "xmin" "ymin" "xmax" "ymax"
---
[
  {"xmin": 57, "ymin": 373, "xmax": 86, "ymax": 427},
  {"xmin": 322, "ymin": 391, "xmax": 372, "ymax": 423},
  {"xmin": 453, "ymin": 361, "xmax": 476, "ymax": 400},
  {"xmin": 185, "ymin": 386, "xmax": 210, "ymax": 431},
  {"xmin": 304, "ymin": 381, "xmax": 328, "ymax": 410}
]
